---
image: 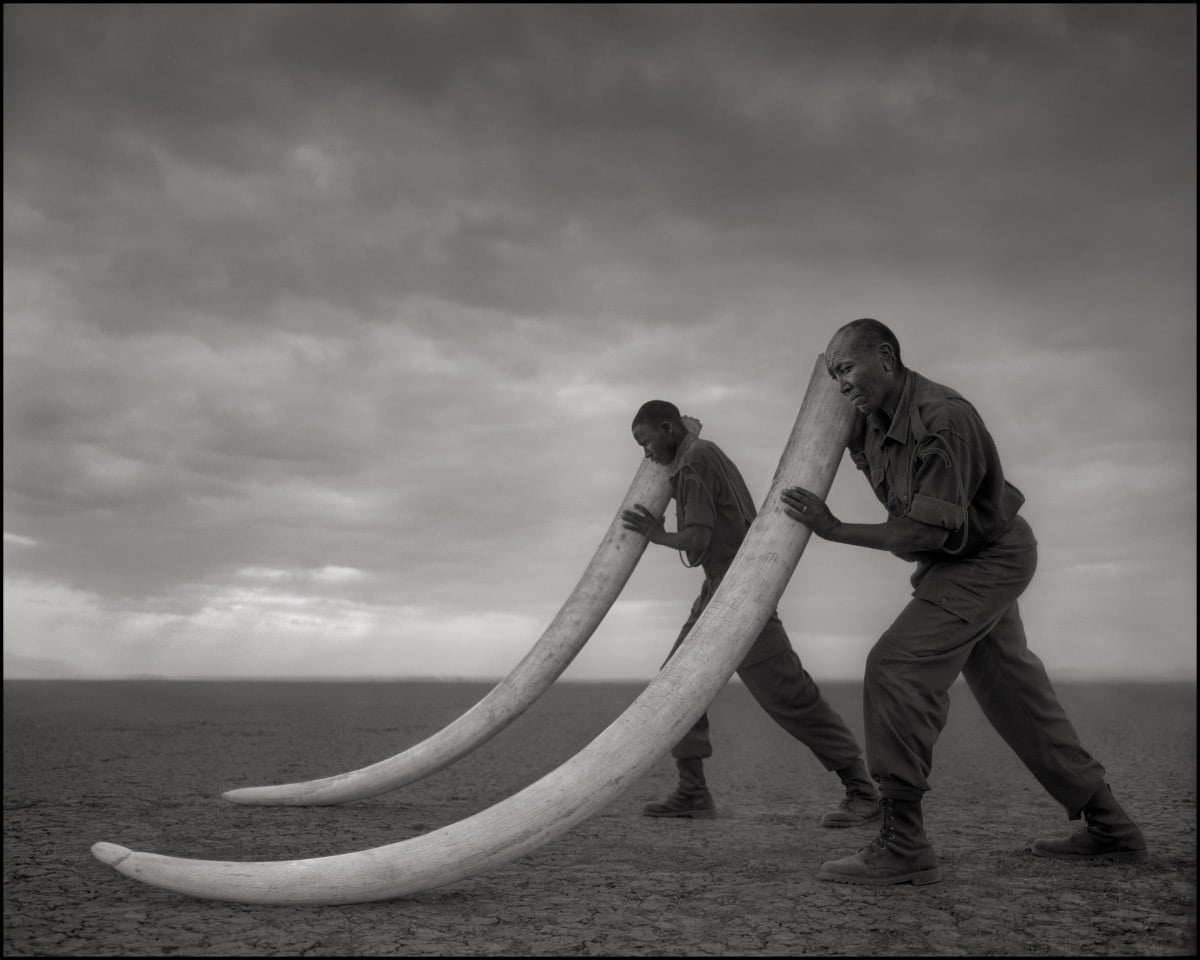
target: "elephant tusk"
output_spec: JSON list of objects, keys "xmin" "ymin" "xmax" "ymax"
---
[
  {"xmin": 221, "ymin": 419, "xmax": 701, "ymax": 806},
  {"xmin": 91, "ymin": 358, "xmax": 853, "ymax": 904}
]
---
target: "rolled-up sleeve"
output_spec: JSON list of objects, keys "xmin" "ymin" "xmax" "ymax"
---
[{"xmin": 906, "ymin": 434, "xmax": 973, "ymax": 532}]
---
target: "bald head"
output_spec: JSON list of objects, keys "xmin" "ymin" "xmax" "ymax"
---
[
  {"xmin": 825, "ymin": 318, "xmax": 906, "ymax": 418},
  {"xmin": 827, "ymin": 318, "xmax": 903, "ymax": 373}
]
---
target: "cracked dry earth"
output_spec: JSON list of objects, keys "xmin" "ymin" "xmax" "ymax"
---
[{"xmin": 4, "ymin": 679, "xmax": 1196, "ymax": 956}]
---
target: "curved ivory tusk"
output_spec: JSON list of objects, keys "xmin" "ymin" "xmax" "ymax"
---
[
  {"xmin": 223, "ymin": 418, "xmax": 702, "ymax": 806},
  {"xmin": 92, "ymin": 357, "xmax": 853, "ymax": 904}
]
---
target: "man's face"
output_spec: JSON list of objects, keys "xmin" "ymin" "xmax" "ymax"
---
[
  {"xmin": 825, "ymin": 332, "xmax": 896, "ymax": 416},
  {"xmin": 632, "ymin": 422, "xmax": 677, "ymax": 465}
]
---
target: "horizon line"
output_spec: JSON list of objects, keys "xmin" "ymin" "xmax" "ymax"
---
[{"xmin": 3, "ymin": 673, "xmax": 1196, "ymax": 684}]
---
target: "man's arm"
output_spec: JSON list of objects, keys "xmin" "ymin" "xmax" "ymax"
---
[
  {"xmin": 779, "ymin": 488, "xmax": 949, "ymax": 554},
  {"xmin": 621, "ymin": 504, "xmax": 712, "ymax": 554}
]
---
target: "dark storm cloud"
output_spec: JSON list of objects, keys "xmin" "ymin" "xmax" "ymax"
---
[{"xmin": 7, "ymin": 5, "xmax": 1193, "ymax": 336}]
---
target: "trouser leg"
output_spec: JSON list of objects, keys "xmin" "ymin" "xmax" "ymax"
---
[
  {"xmin": 867, "ymin": 517, "xmax": 1106, "ymax": 813},
  {"xmin": 738, "ymin": 647, "xmax": 863, "ymax": 772},
  {"xmin": 962, "ymin": 601, "xmax": 1106, "ymax": 818},
  {"xmin": 866, "ymin": 518, "xmax": 1039, "ymax": 799},
  {"xmin": 648, "ymin": 603, "xmax": 716, "ymax": 817},
  {"xmin": 670, "ymin": 711, "xmax": 714, "ymax": 761},
  {"xmin": 864, "ymin": 597, "xmax": 987, "ymax": 800},
  {"xmin": 663, "ymin": 598, "xmax": 715, "ymax": 761}
]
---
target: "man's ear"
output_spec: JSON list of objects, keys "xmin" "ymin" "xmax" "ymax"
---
[
  {"xmin": 878, "ymin": 343, "xmax": 897, "ymax": 373},
  {"xmin": 660, "ymin": 420, "xmax": 675, "ymax": 438}
]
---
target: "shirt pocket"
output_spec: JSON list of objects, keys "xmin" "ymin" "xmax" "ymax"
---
[
  {"xmin": 912, "ymin": 576, "xmax": 986, "ymax": 623},
  {"xmin": 870, "ymin": 465, "xmax": 903, "ymax": 517},
  {"xmin": 869, "ymin": 461, "xmax": 888, "ymax": 496}
]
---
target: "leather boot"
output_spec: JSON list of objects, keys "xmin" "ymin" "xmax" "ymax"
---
[
  {"xmin": 1031, "ymin": 783, "xmax": 1149, "ymax": 863},
  {"xmin": 642, "ymin": 758, "xmax": 716, "ymax": 818},
  {"xmin": 822, "ymin": 758, "xmax": 882, "ymax": 828},
  {"xmin": 818, "ymin": 797, "xmax": 942, "ymax": 885}
]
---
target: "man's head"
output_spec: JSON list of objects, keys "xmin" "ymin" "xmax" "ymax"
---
[
  {"xmin": 825, "ymin": 318, "xmax": 905, "ymax": 417},
  {"xmin": 631, "ymin": 400, "xmax": 686, "ymax": 465}
]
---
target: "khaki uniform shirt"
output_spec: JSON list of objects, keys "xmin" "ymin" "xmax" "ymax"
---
[
  {"xmin": 669, "ymin": 433, "xmax": 758, "ymax": 577},
  {"xmin": 850, "ymin": 369, "xmax": 1025, "ymax": 562}
]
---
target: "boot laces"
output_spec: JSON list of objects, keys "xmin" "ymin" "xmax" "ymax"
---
[
  {"xmin": 855, "ymin": 799, "xmax": 896, "ymax": 855},
  {"xmin": 868, "ymin": 797, "xmax": 898, "ymax": 853},
  {"xmin": 864, "ymin": 833, "xmax": 888, "ymax": 855}
]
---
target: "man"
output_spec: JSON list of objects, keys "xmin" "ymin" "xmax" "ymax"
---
[
  {"xmin": 781, "ymin": 318, "xmax": 1148, "ymax": 886},
  {"xmin": 621, "ymin": 400, "xmax": 879, "ymax": 827}
]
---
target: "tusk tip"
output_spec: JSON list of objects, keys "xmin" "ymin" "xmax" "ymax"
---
[
  {"xmin": 222, "ymin": 786, "xmax": 275, "ymax": 805},
  {"xmin": 91, "ymin": 842, "xmax": 133, "ymax": 867}
]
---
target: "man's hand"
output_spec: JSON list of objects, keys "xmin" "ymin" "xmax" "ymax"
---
[
  {"xmin": 781, "ymin": 487, "xmax": 840, "ymax": 538},
  {"xmin": 621, "ymin": 504, "xmax": 666, "ymax": 544}
]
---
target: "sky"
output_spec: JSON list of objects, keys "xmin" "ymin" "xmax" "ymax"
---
[{"xmin": 4, "ymin": 4, "xmax": 1195, "ymax": 683}]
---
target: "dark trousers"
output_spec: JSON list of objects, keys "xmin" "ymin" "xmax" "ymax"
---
[
  {"xmin": 666, "ymin": 585, "xmax": 864, "ymax": 772},
  {"xmin": 865, "ymin": 515, "xmax": 1106, "ymax": 817}
]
